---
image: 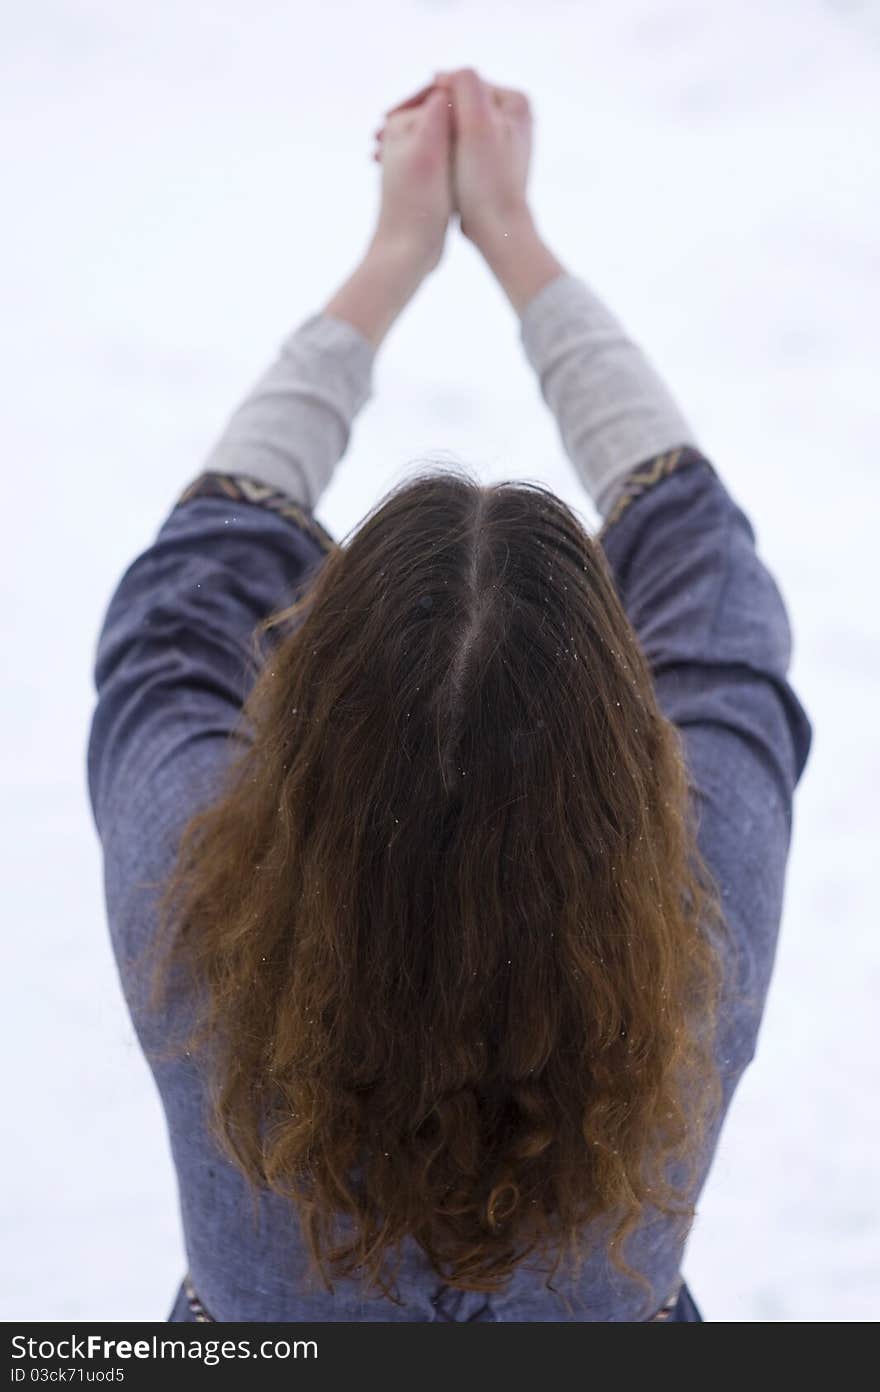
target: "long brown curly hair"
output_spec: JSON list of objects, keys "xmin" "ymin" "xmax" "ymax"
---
[{"xmin": 152, "ymin": 463, "xmax": 730, "ymax": 1308}]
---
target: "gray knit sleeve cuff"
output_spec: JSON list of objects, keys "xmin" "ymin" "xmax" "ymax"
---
[
  {"xmin": 202, "ymin": 311, "xmax": 376, "ymax": 511},
  {"xmin": 519, "ymin": 271, "xmax": 698, "ymax": 517}
]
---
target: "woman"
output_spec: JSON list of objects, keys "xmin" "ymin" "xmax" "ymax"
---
[{"xmin": 86, "ymin": 68, "xmax": 812, "ymax": 1323}]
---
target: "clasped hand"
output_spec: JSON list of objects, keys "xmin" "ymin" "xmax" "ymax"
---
[{"xmin": 371, "ymin": 66, "xmax": 533, "ymax": 277}]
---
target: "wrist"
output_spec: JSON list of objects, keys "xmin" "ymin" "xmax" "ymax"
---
[
  {"xmin": 367, "ymin": 227, "xmax": 441, "ymax": 291},
  {"xmin": 469, "ymin": 202, "xmax": 536, "ymax": 259},
  {"xmin": 322, "ymin": 235, "xmax": 431, "ymax": 351},
  {"xmin": 473, "ymin": 207, "xmax": 567, "ymax": 316}
]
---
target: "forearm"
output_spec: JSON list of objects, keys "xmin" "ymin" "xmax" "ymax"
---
[
  {"xmin": 202, "ymin": 238, "xmax": 430, "ymax": 511},
  {"xmin": 322, "ymin": 235, "xmax": 430, "ymax": 350},
  {"xmin": 479, "ymin": 208, "xmax": 698, "ymax": 519},
  {"xmin": 474, "ymin": 206, "xmax": 567, "ymax": 317},
  {"xmin": 201, "ymin": 310, "xmax": 374, "ymax": 511}
]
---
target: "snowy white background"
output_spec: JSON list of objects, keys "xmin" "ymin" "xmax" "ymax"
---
[{"xmin": 2, "ymin": 0, "xmax": 878, "ymax": 1322}]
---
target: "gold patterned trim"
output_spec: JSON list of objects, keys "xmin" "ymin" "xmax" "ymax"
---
[
  {"xmin": 182, "ymin": 1273, "xmax": 213, "ymax": 1323},
  {"xmin": 174, "ymin": 470, "xmax": 338, "ymax": 555},
  {"xmin": 180, "ymin": 1271, "xmax": 686, "ymax": 1322},
  {"xmin": 177, "ymin": 454, "xmax": 710, "ymax": 557},
  {"xmin": 597, "ymin": 447, "xmax": 711, "ymax": 538},
  {"xmin": 651, "ymin": 1276, "xmax": 685, "ymax": 1321}
]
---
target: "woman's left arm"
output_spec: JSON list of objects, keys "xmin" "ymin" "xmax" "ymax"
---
[
  {"xmin": 87, "ymin": 84, "xmax": 453, "ymax": 862},
  {"xmin": 197, "ymin": 234, "xmax": 424, "ymax": 512}
]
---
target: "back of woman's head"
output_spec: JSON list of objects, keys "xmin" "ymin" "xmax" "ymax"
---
[{"xmin": 155, "ymin": 462, "xmax": 727, "ymax": 1306}]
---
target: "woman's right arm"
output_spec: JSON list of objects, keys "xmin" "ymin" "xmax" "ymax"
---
[{"xmin": 503, "ymin": 226, "xmax": 813, "ymax": 1085}]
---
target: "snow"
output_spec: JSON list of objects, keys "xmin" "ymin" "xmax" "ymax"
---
[{"xmin": 2, "ymin": 0, "xmax": 878, "ymax": 1322}]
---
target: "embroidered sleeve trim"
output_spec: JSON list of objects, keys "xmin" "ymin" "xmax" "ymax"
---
[
  {"xmin": 597, "ymin": 447, "xmax": 714, "ymax": 540},
  {"xmin": 173, "ymin": 470, "xmax": 338, "ymax": 555},
  {"xmin": 181, "ymin": 1271, "xmax": 686, "ymax": 1322}
]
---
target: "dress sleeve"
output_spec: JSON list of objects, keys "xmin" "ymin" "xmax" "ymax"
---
[
  {"xmin": 85, "ymin": 477, "xmax": 334, "ymax": 986},
  {"xmin": 599, "ymin": 449, "xmax": 813, "ymax": 1085}
]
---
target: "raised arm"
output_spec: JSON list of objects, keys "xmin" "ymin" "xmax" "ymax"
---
[
  {"xmin": 87, "ymin": 87, "xmax": 458, "ymax": 962},
  {"xmin": 520, "ymin": 274, "xmax": 812, "ymax": 1086},
  {"xmin": 433, "ymin": 66, "xmax": 813, "ymax": 1083}
]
